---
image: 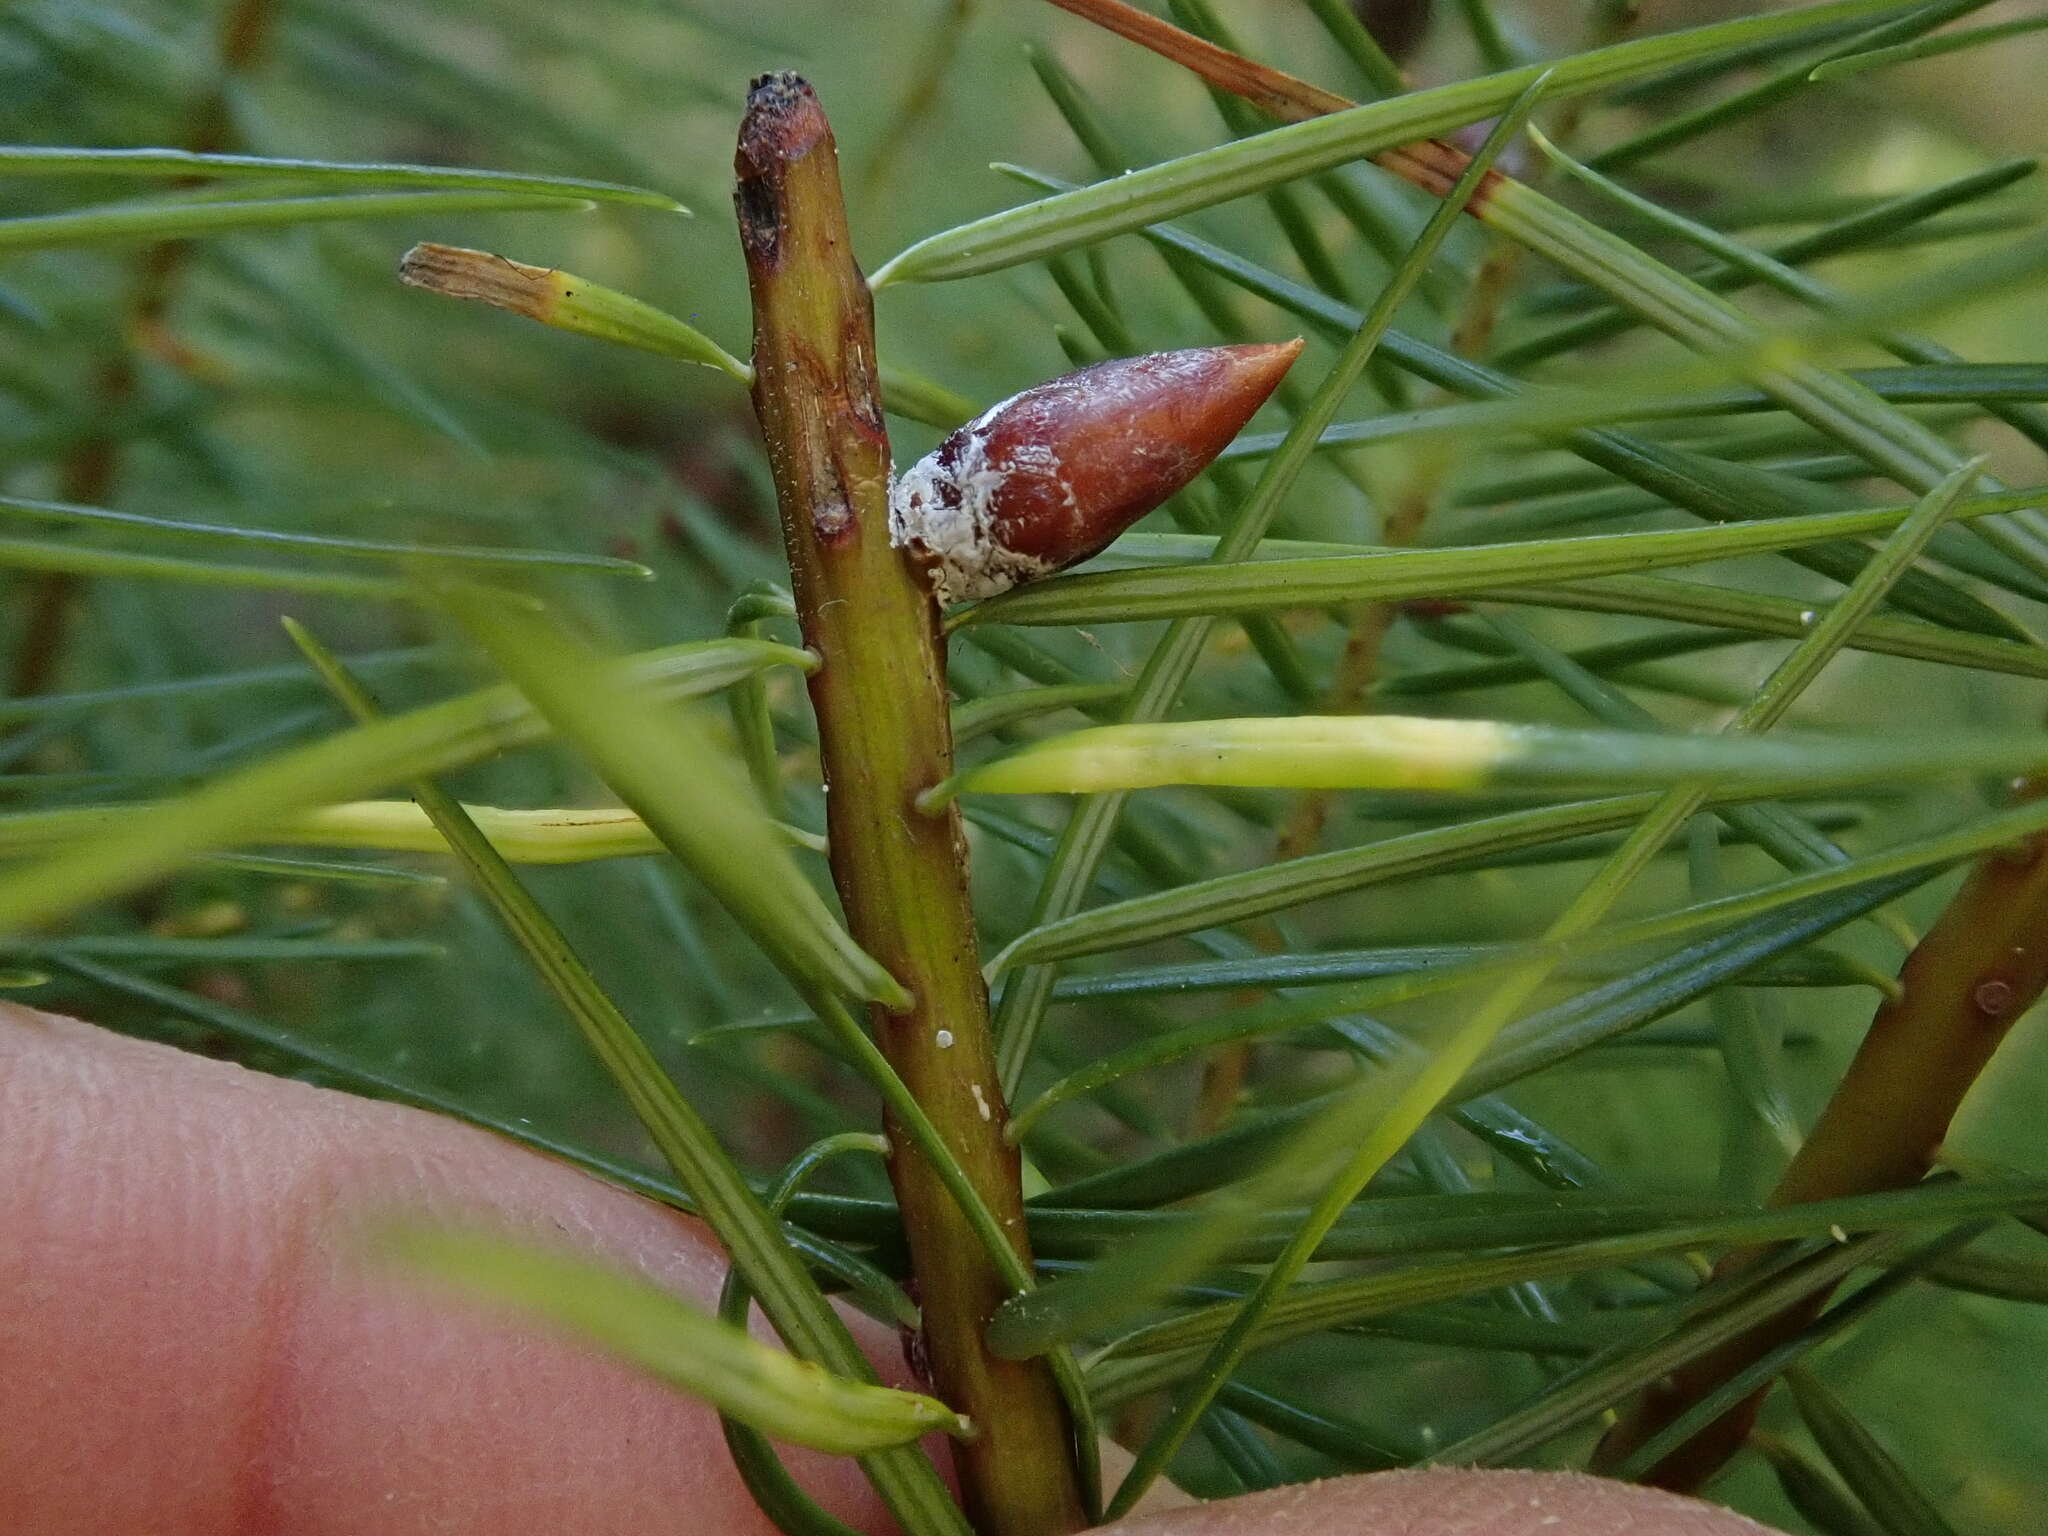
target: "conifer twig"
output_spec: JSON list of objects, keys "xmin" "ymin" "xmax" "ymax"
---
[
  {"xmin": 1597, "ymin": 776, "xmax": 2048, "ymax": 1488},
  {"xmin": 733, "ymin": 72, "xmax": 1085, "ymax": 1536}
]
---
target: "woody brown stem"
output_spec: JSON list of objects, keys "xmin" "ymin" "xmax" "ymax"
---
[
  {"xmin": 1595, "ymin": 779, "xmax": 2048, "ymax": 1489},
  {"xmin": 16, "ymin": 0, "xmax": 278, "ymax": 700},
  {"xmin": 734, "ymin": 73, "xmax": 1085, "ymax": 1536}
]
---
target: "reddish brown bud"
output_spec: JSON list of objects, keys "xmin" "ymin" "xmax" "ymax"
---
[{"xmin": 888, "ymin": 340, "xmax": 1303, "ymax": 603}]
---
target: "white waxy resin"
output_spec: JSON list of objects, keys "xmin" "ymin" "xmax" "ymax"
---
[
  {"xmin": 887, "ymin": 391, "xmax": 1058, "ymax": 605},
  {"xmin": 888, "ymin": 348, "xmax": 1265, "ymax": 603}
]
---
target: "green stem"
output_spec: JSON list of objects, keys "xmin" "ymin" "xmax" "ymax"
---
[{"xmin": 734, "ymin": 73, "xmax": 1085, "ymax": 1536}]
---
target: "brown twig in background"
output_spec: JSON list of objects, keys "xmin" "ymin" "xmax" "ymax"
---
[
  {"xmin": 1336, "ymin": 0, "xmax": 1641, "ymax": 636},
  {"xmin": 1047, "ymin": 0, "xmax": 1349, "ymax": 119},
  {"xmin": 1440, "ymin": 1, "xmax": 1638, "ymax": 363},
  {"xmin": 733, "ymin": 72, "xmax": 1086, "ymax": 1536},
  {"xmin": 15, "ymin": 0, "xmax": 280, "ymax": 700},
  {"xmin": 1043, "ymin": 0, "xmax": 1498, "ymax": 201},
  {"xmin": 1087, "ymin": 0, "xmax": 1478, "ymax": 1126},
  {"xmin": 1596, "ymin": 776, "xmax": 2048, "ymax": 1488},
  {"xmin": 1033, "ymin": 0, "xmax": 1505, "ymax": 877}
]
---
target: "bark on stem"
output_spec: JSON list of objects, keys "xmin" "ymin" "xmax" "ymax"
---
[
  {"xmin": 733, "ymin": 73, "xmax": 1085, "ymax": 1536},
  {"xmin": 1596, "ymin": 779, "xmax": 2048, "ymax": 1488}
]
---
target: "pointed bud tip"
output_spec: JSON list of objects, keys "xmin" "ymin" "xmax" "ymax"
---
[
  {"xmin": 889, "ymin": 340, "xmax": 1303, "ymax": 605},
  {"xmin": 1213, "ymin": 336, "xmax": 1307, "ymax": 393}
]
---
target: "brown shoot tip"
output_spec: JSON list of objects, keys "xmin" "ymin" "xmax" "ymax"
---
[
  {"xmin": 734, "ymin": 73, "xmax": 839, "ymax": 263},
  {"xmin": 398, "ymin": 243, "xmax": 555, "ymax": 321},
  {"xmin": 737, "ymin": 71, "xmax": 830, "ymax": 174}
]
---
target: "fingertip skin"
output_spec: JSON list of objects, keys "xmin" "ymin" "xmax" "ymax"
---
[
  {"xmin": 1098, "ymin": 1467, "xmax": 1786, "ymax": 1536},
  {"xmin": 0, "ymin": 1006, "xmax": 895, "ymax": 1536}
]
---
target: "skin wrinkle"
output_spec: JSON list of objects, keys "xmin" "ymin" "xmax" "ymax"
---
[{"xmin": 228, "ymin": 1141, "xmax": 320, "ymax": 1536}]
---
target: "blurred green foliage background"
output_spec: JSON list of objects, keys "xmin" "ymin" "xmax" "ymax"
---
[{"xmin": 4, "ymin": 1, "xmax": 2047, "ymax": 1528}]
